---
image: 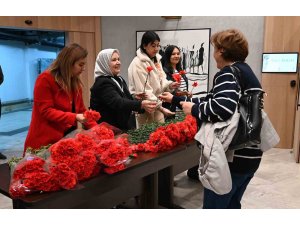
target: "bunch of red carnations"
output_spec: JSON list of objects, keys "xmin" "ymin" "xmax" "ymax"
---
[
  {"xmin": 9, "ymin": 123, "xmax": 132, "ymax": 198},
  {"xmin": 132, "ymin": 115, "xmax": 197, "ymax": 153},
  {"xmin": 9, "ymin": 154, "xmax": 77, "ymax": 198},
  {"xmin": 84, "ymin": 109, "xmax": 101, "ymax": 122}
]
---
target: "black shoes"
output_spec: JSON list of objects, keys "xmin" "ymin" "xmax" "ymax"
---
[
  {"xmin": 187, "ymin": 165, "xmax": 200, "ymax": 181},
  {"xmin": 0, "ymin": 152, "xmax": 7, "ymax": 160}
]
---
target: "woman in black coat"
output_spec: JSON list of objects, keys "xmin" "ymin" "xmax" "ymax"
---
[{"xmin": 90, "ymin": 49, "xmax": 156, "ymax": 131}]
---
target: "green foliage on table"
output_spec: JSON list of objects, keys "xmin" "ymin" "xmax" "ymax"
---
[
  {"xmin": 127, "ymin": 111, "xmax": 185, "ymax": 144},
  {"xmin": 8, "ymin": 144, "xmax": 52, "ymax": 169},
  {"xmin": 8, "ymin": 156, "xmax": 23, "ymax": 170},
  {"xmin": 25, "ymin": 144, "xmax": 52, "ymax": 160}
]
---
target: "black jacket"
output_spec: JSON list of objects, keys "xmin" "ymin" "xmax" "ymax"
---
[
  {"xmin": 90, "ymin": 75, "xmax": 142, "ymax": 131},
  {"xmin": 0, "ymin": 65, "xmax": 3, "ymax": 85},
  {"xmin": 0, "ymin": 65, "xmax": 3, "ymax": 117}
]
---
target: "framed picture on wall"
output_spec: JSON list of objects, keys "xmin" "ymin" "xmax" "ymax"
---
[{"xmin": 136, "ymin": 28, "xmax": 211, "ymax": 97}]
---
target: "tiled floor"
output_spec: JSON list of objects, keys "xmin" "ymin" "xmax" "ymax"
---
[
  {"xmin": 1, "ymin": 110, "xmax": 300, "ymax": 209},
  {"xmin": 173, "ymin": 148, "xmax": 300, "ymax": 209},
  {"xmin": 0, "ymin": 108, "xmax": 31, "ymax": 155}
]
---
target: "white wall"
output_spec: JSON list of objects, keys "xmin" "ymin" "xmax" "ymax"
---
[{"xmin": 101, "ymin": 16, "xmax": 264, "ymax": 89}]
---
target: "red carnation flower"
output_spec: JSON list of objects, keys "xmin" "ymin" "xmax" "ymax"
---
[
  {"xmin": 84, "ymin": 110, "xmax": 101, "ymax": 122},
  {"xmin": 179, "ymin": 70, "xmax": 186, "ymax": 75},
  {"xmin": 172, "ymin": 73, "xmax": 181, "ymax": 83},
  {"xmin": 146, "ymin": 66, "xmax": 153, "ymax": 73},
  {"xmin": 190, "ymin": 81, "xmax": 199, "ymax": 93},
  {"xmin": 49, "ymin": 163, "xmax": 78, "ymax": 190}
]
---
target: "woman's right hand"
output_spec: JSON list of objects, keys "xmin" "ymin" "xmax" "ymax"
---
[
  {"xmin": 135, "ymin": 92, "xmax": 148, "ymax": 100},
  {"xmin": 159, "ymin": 92, "xmax": 174, "ymax": 103},
  {"xmin": 141, "ymin": 100, "xmax": 157, "ymax": 113},
  {"xmin": 76, "ymin": 114, "xmax": 87, "ymax": 123}
]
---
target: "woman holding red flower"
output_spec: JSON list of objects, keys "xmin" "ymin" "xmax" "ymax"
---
[
  {"xmin": 160, "ymin": 29, "xmax": 264, "ymax": 209},
  {"xmin": 161, "ymin": 45, "xmax": 190, "ymax": 116},
  {"xmin": 24, "ymin": 43, "xmax": 97, "ymax": 156},
  {"xmin": 128, "ymin": 31, "xmax": 180, "ymax": 127},
  {"xmin": 90, "ymin": 49, "xmax": 156, "ymax": 131}
]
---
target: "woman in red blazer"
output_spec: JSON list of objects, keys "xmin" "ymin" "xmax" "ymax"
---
[{"xmin": 24, "ymin": 43, "xmax": 96, "ymax": 155}]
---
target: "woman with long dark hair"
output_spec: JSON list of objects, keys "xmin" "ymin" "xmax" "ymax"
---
[
  {"xmin": 128, "ymin": 31, "xmax": 179, "ymax": 127},
  {"xmin": 161, "ymin": 45, "xmax": 190, "ymax": 114}
]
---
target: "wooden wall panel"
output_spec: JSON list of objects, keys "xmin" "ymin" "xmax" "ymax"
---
[
  {"xmin": 293, "ymin": 110, "xmax": 300, "ymax": 162},
  {"xmin": 94, "ymin": 17, "xmax": 102, "ymax": 54},
  {"xmin": 262, "ymin": 74, "xmax": 298, "ymax": 148},
  {"xmin": 0, "ymin": 16, "xmax": 38, "ymax": 28},
  {"xmin": 264, "ymin": 16, "xmax": 285, "ymax": 51},
  {"xmin": 262, "ymin": 16, "xmax": 300, "ymax": 150},
  {"xmin": 38, "ymin": 16, "xmax": 95, "ymax": 32}
]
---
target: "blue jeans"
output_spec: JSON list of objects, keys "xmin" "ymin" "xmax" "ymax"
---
[{"xmin": 203, "ymin": 172, "xmax": 254, "ymax": 209}]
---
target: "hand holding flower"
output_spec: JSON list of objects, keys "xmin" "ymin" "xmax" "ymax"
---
[
  {"xmin": 159, "ymin": 92, "xmax": 174, "ymax": 103},
  {"xmin": 169, "ymin": 82, "xmax": 180, "ymax": 90},
  {"xmin": 84, "ymin": 110, "xmax": 101, "ymax": 122},
  {"xmin": 141, "ymin": 100, "xmax": 157, "ymax": 113},
  {"xmin": 76, "ymin": 114, "xmax": 87, "ymax": 123},
  {"xmin": 135, "ymin": 92, "xmax": 148, "ymax": 100}
]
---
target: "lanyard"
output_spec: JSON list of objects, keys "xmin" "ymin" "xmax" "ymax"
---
[{"xmin": 111, "ymin": 76, "xmax": 124, "ymax": 93}]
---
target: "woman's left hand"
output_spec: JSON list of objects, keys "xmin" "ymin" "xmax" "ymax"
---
[
  {"xmin": 180, "ymin": 101, "xmax": 195, "ymax": 115},
  {"xmin": 169, "ymin": 82, "xmax": 180, "ymax": 90},
  {"xmin": 76, "ymin": 114, "xmax": 87, "ymax": 123}
]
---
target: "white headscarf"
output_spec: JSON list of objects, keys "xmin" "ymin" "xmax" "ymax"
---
[{"xmin": 94, "ymin": 48, "xmax": 120, "ymax": 79}]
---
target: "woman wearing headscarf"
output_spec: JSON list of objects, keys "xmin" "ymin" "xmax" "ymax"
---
[{"xmin": 90, "ymin": 48, "xmax": 156, "ymax": 131}]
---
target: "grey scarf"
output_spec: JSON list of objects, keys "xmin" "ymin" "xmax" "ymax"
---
[{"xmin": 94, "ymin": 48, "xmax": 120, "ymax": 79}]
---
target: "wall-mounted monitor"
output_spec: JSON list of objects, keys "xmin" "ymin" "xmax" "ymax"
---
[{"xmin": 262, "ymin": 52, "xmax": 299, "ymax": 73}]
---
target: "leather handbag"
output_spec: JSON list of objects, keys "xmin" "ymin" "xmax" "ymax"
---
[{"xmin": 228, "ymin": 65, "xmax": 264, "ymax": 151}]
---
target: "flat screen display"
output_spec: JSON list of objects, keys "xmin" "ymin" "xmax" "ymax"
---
[{"xmin": 262, "ymin": 52, "xmax": 299, "ymax": 73}]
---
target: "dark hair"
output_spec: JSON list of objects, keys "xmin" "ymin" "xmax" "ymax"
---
[
  {"xmin": 162, "ymin": 45, "xmax": 182, "ymax": 72},
  {"xmin": 140, "ymin": 31, "xmax": 160, "ymax": 63},
  {"xmin": 210, "ymin": 29, "xmax": 249, "ymax": 62}
]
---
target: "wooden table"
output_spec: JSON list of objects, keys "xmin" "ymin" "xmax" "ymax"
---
[{"xmin": 0, "ymin": 141, "xmax": 200, "ymax": 209}]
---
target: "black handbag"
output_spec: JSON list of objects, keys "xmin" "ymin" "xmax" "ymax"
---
[{"xmin": 228, "ymin": 65, "xmax": 264, "ymax": 151}]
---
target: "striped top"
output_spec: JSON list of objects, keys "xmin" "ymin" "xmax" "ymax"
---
[{"xmin": 172, "ymin": 62, "xmax": 263, "ymax": 174}]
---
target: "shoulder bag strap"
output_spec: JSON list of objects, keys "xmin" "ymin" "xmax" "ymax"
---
[{"xmin": 230, "ymin": 65, "xmax": 244, "ymax": 94}]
